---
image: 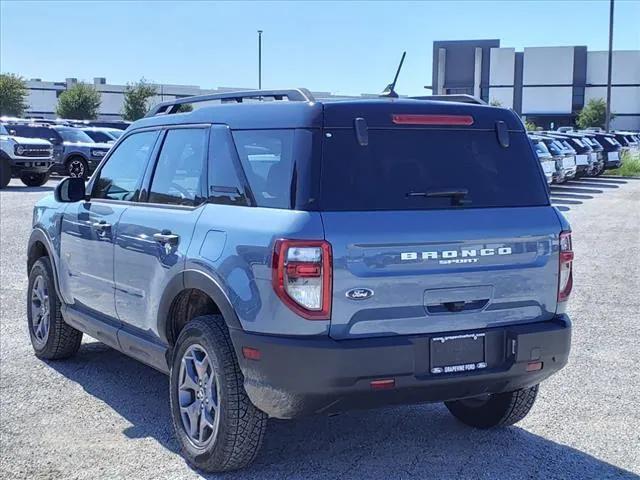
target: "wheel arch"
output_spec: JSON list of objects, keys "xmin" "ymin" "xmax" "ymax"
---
[
  {"xmin": 158, "ymin": 269, "xmax": 243, "ymax": 347},
  {"xmin": 27, "ymin": 228, "xmax": 63, "ymax": 299}
]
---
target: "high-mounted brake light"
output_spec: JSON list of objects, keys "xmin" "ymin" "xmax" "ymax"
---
[
  {"xmin": 391, "ymin": 114, "xmax": 474, "ymax": 126},
  {"xmin": 272, "ymin": 240, "xmax": 332, "ymax": 320},
  {"xmin": 558, "ymin": 231, "xmax": 574, "ymax": 302}
]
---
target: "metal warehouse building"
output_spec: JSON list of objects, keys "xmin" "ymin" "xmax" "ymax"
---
[
  {"xmin": 431, "ymin": 39, "xmax": 640, "ymax": 130},
  {"xmin": 23, "ymin": 78, "xmax": 374, "ymax": 121}
]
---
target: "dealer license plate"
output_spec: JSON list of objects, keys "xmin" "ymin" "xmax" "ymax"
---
[{"xmin": 430, "ymin": 333, "xmax": 486, "ymax": 374}]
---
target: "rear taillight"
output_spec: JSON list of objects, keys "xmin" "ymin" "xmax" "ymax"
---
[
  {"xmin": 272, "ymin": 239, "xmax": 332, "ymax": 320},
  {"xmin": 558, "ymin": 231, "xmax": 574, "ymax": 302}
]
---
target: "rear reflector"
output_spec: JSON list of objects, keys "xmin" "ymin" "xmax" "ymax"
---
[
  {"xmin": 370, "ymin": 379, "xmax": 395, "ymax": 390},
  {"xmin": 242, "ymin": 347, "xmax": 261, "ymax": 361},
  {"xmin": 391, "ymin": 114, "xmax": 474, "ymax": 126},
  {"xmin": 526, "ymin": 361, "xmax": 543, "ymax": 372}
]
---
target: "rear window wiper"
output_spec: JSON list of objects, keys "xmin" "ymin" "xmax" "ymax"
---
[{"xmin": 406, "ymin": 188, "xmax": 471, "ymax": 206}]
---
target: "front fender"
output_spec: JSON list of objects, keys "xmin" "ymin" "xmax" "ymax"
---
[{"xmin": 27, "ymin": 228, "xmax": 67, "ymax": 302}]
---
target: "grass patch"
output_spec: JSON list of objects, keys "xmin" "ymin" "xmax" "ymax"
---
[{"xmin": 608, "ymin": 151, "xmax": 640, "ymax": 177}]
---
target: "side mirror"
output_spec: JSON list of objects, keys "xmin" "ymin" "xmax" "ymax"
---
[{"xmin": 54, "ymin": 177, "xmax": 86, "ymax": 203}]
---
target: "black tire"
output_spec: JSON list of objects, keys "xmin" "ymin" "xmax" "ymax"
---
[
  {"xmin": 27, "ymin": 257, "xmax": 83, "ymax": 360},
  {"xmin": 0, "ymin": 157, "xmax": 10, "ymax": 189},
  {"xmin": 66, "ymin": 156, "xmax": 88, "ymax": 179},
  {"xmin": 445, "ymin": 384, "xmax": 539, "ymax": 429},
  {"xmin": 169, "ymin": 315, "xmax": 267, "ymax": 472},
  {"xmin": 20, "ymin": 171, "xmax": 50, "ymax": 187}
]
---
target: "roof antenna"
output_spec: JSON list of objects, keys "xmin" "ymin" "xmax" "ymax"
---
[{"xmin": 380, "ymin": 51, "xmax": 406, "ymax": 98}]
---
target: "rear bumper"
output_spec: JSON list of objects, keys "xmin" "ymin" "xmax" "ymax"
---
[{"xmin": 231, "ymin": 315, "xmax": 571, "ymax": 419}]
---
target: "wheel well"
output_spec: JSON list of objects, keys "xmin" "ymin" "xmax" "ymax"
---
[
  {"xmin": 27, "ymin": 240, "xmax": 49, "ymax": 272},
  {"xmin": 167, "ymin": 289, "xmax": 222, "ymax": 345}
]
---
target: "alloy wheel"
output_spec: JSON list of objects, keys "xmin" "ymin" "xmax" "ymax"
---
[
  {"xmin": 177, "ymin": 344, "xmax": 220, "ymax": 448},
  {"xmin": 30, "ymin": 275, "xmax": 50, "ymax": 347},
  {"xmin": 68, "ymin": 160, "xmax": 85, "ymax": 178}
]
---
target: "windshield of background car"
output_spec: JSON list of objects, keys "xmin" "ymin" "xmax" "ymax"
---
[
  {"xmin": 534, "ymin": 141, "xmax": 550, "ymax": 156},
  {"xmin": 320, "ymin": 129, "xmax": 548, "ymax": 211},
  {"xmin": 56, "ymin": 128, "xmax": 95, "ymax": 143},
  {"xmin": 0, "ymin": 124, "xmax": 8, "ymax": 135}
]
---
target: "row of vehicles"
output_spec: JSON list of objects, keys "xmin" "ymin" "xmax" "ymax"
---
[
  {"xmin": 0, "ymin": 117, "xmax": 129, "ymax": 188},
  {"xmin": 529, "ymin": 129, "xmax": 639, "ymax": 185}
]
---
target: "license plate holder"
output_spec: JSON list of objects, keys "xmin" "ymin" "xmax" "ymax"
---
[{"xmin": 430, "ymin": 333, "xmax": 486, "ymax": 374}]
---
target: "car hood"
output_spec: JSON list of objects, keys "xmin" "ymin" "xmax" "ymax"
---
[
  {"xmin": 4, "ymin": 135, "xmax": 53, "ymax": 146},
  {"xmin": 63, "ymin": 141, "xmax": 111, "ymax": 149}
]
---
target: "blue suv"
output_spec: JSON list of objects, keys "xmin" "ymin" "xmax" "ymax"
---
[{"xmin": 27, "ymin": 89, "xmax": 573, "ymax": 472}]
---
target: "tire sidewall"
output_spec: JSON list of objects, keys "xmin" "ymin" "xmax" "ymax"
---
[
  {"xmin": 0, "ymin": 157, "xmax": 10, "ymax": 188},
  {"xmin": 169, "ymin": 319, "xmax": 232, "ymax": 466},
  {"xmin": 20, "ymin": 172, "xmax": 50, "ymax": 187},
  {"xmin": 27, "ymin": 258, "xmax": 58, "ymax": 357}
]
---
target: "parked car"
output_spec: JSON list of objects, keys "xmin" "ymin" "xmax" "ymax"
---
[
  {"xmin": 536, "ymin": 135, "xmax": 576, "ymax": 183},
  {"xmin": 80, "ymin": 127, "xmax": 123, "ymax": 144},
  {"xmin": 590, "ymin": 132, "xmax": 623, "ymax": 169},
  {"xmin": 27, "ymin": 89, "xmax": 573, "ymax": 472},
  {"xmin": 545, "ymin": 132, "xmax": 595, "ymax": 176},
  {"xmin": 529, "ymin": 135, "xmax": 555, "ymax": 184},
  {"xmin": 6, "ymin": 123, "xmax": 111, "ymax": 178},
  {"xmin": 613, "ymin": 132, "xmax": 639, "ymax": 154},
  {"xmin": 0, "ymin": 123, "xmax": 53, "ymax": 188},
  {"xmin": 87, "ymin": 120, "xmax": 131, "ymax": 130}
]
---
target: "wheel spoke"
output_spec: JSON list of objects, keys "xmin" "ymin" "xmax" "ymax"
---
[
  {"xmin": 179, "ymin": 357, "xmax": 200, "ymax": 393},
  {"xmin": 193, "ymin": 354, "xmax": 210, "ymax": 381},
  {"xmin": 180, "ymin": 401, "xmax": 201, "ymax": 439}
]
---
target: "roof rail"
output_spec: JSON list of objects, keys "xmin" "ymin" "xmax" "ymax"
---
[
  {"xmin": 146, "ymin": 88, "xmax": 316, "ymax": 117},
  {"xmin": 410, "ymin": 94, "xmax": 487, "ymax": 105}
]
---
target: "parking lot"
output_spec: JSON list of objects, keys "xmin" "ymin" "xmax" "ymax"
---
[{"xmin": 1, "ymin": 176, "xmax": 639, "ymax": 479}]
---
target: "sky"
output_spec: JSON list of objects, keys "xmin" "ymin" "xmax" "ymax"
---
[{"xmin": 1, "ymin": 0, "xmax": 639, "ymax": 96}]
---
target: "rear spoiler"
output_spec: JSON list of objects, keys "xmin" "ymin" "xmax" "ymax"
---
[{"xmin": 410, "ymin": 94, "xmax": 487, "ymax": 105}]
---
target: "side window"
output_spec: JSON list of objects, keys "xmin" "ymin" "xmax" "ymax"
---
[
  {"xmin": 208, "ymin": 125, "xmax": 250, "ymax": 206},
  {"xmin": 231, "ymin": 129, "xmax": 294, "ymax": 208},
  {"xmin": 148, "ymin": 128, "xmax": 207, "ymax": 206},
  {"xmin": 92, "ymin": 131, "xmax": 159, "ymax": 201}
]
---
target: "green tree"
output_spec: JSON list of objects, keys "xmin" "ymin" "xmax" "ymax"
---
[
  {"xmin": 524, "ymin": 120, "xmax": 538, "ymax": 132},
  {"xmin": 0, "ymin": 73, "xmax": 28, "ymax": 116},
  {"xmin": 176, "ymin": 103, "xmax": 193, "ymax": 113},
  {"xmin": 122, "ymin": 79, "xmax": 157, "ymax": 121},
  {"xmin": 489, "ymin": 99, "xmax": 502, "ymax": 107},
  {"xmin": 576, "ymin": 98, "xmax": 610, "ymax": 129},
  {"xmin": 56, "ymin": 83, "xmax": 101, "ymax": 119}
]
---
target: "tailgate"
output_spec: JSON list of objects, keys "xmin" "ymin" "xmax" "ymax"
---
[{"xmin": 323, "ymin": 207, "xmax": 562, "ymax": 339}]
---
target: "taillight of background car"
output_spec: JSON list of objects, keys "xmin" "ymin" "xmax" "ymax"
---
[
  {"xmin": 558, "ymin": 231, "xmax": 574, "ymax": 302},
  {"xmin": 272, "ymin": 239, "xmax": 332, "ymax": 320}
]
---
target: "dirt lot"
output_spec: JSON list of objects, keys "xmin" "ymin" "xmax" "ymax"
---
[{"xmin": 1, "ymin": 177, "xmax": 639, "ymax": 479}]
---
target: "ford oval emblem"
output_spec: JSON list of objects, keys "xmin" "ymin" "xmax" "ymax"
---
[{"xmin": 346, "ymin": 288, "xmax": 374, "ymax": 300}]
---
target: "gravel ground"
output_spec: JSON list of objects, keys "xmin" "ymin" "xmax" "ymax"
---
[{"xmin": 1, "ymin": 177, "xmax": 639, "ymax": 480}]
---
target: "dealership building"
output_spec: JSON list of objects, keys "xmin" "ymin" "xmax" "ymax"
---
[
  {"xmin": 21, "ymin": 39, "xmax": 640, "ymax": 130},
  {"xmin": 431, "ymin": 39, "xmax": 640, "ymax": 130}
]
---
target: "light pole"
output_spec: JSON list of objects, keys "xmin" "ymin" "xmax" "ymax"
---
[
  {"xmin": 258, "ymin": 30, "xmax": 263, "ymax": 90},
  {"xmin": 605, "ymin": 0, "xmax": 614, "ymax": 132}
]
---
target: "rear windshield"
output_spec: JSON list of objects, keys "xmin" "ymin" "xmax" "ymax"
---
[{"xmin": 320, "ymin": 129, "xmax": 549, "ymax": 211}]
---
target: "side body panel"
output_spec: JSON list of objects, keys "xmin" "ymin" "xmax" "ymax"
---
[{"xmin": 186, "ymin": 204, "xmax": 327, "ymax": 336}]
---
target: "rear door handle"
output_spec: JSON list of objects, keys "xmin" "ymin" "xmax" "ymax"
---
[{"xmin": 153, "ymin": 230, "xmax": 180, "ymax": 246}]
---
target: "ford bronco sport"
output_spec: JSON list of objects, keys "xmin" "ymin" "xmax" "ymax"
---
[{"xmin": 27, "ymin": 89, "xmax": 573, "ymax": 472}]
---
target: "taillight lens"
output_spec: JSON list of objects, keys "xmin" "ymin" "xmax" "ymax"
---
[
  {"xmin": 558, "ymin": 231, "xmax": 574, "ymax": 302},
  {"xmin": 272, "ymin": 240, "xmax": 332, "ymax": 320},
  {"xmin": 391, "ymin": 114, "xmax": 474, "ymax": 126}
]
